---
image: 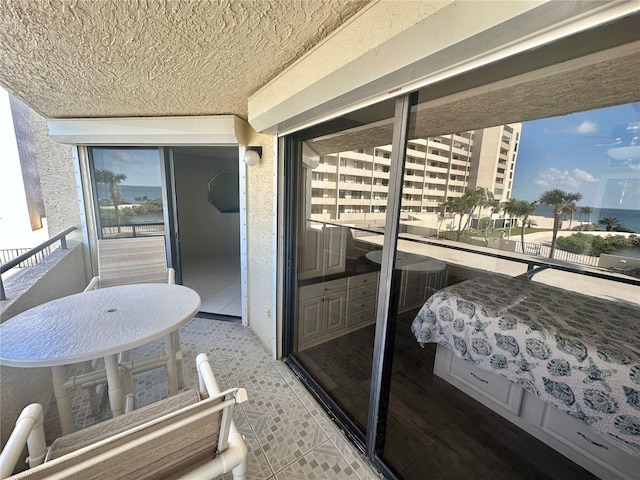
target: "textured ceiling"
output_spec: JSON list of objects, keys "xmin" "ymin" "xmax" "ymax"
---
[{"xmin": 0, "ymin": 0, "xmax": 368, "ymax": 119}]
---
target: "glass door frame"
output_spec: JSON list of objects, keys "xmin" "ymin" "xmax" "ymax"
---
[
  {"xmin": 282, "ymin": 92, "xmax": 418, "ymax": 477},
  {"xmin": 84, "ymin": 145, "xmax": 180, "ymax": 282}
]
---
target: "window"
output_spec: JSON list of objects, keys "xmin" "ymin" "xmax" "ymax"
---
[{"xmin": 89, "ymin": 147, "xmax": 165, "ymax": 239}]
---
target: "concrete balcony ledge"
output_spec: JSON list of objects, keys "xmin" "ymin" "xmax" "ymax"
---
[{"xmin": 1, "ymin": 240, "xmax": 89, "ymax": 322}]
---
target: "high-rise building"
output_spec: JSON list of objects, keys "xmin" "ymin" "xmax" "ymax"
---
[{"xmin": 309, "ymin": 123, "xmax": 522, "ymax": 225}]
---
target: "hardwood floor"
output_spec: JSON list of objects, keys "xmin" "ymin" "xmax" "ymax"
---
[{"xmin": 296, "ymin": 311, "xmax": 598, "ymax": 480}]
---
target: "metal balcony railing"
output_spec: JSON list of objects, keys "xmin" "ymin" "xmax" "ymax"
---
[{"xmin": 0, "ymin": 226, "xmax": 79, "ymax": 301}]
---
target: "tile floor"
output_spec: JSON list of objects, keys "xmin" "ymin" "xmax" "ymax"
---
[
  {"xmin": 43, "ymin": 316, "xmax": 382, "ymax": 480},
  {"xmin": 181, "ymin": 258, "xmax": 242, "ymax": 316}
]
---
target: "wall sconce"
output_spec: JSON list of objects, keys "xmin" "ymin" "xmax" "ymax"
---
[{"xmin": 244, "ymin": 146, "xmax": 262, "ymax": 166}]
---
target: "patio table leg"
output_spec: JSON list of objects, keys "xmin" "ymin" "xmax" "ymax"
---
[
  {"xmin": 104, "ymin": 354, "xmax": 125, "ymax": 417},
  {"xmin": 165, "ymin": 333, "xmax": 178, "ymax": 395},
  {"xmin": 51, "ymin": 365, "xmax": 74, "ymax": 435},
  {"xmin": 81, "ymin": 360, "xmax": 100, "ymax": 415}
]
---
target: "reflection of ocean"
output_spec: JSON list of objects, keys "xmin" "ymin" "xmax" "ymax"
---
[
  {"xmin": 97, "ymin": 185, "xmax": 162, "ymax": 204},
  {"xmin": 533, "ymin": 205, "xmax": 640, "ymax": 233}
]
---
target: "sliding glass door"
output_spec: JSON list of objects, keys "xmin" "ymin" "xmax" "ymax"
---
[
  {"xmin": 287, "ymin": 99, "xmax": 398, "ymax": 439},
  {"xmin": 284, "ymin": 94, "xmax": 640, "ymax": 479}
]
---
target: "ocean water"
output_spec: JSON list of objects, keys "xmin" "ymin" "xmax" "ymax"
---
[
  {"xmin": 533, "ymin": 205, "xmax": 640, "ymax": 233},
  {"xmin": 96, "ymin": 184, "xmax": 162, "ymax": 204}
]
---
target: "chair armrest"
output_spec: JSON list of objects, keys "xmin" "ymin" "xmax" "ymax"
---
[
  {"xmin": 168, "ymin": 268, "xmax": 176, "ymax": 285},
  {"xmin": 84, "ymin": 276, "xmax": 100, "ymax": 292},
  {"xmin": 0, "ymin": 404, "xmax": 46, "ymax": 479}
]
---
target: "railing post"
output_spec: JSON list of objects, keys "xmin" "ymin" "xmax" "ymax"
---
[
  {"xmin": 1, "ymin": 275, "xmax": 6, "ymax": 301},
  {"xmin": 60, "ymin": 235, "xmax": 68, "ymax": 250}
]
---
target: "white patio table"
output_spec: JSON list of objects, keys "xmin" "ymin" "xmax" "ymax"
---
[{"xmin": 0, "ymin": 283, "xmax": 200, "ymax": 435}]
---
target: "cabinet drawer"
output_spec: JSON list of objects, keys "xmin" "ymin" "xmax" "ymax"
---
[
  {"xmin": 540, "ymin": 406, "xmax": 640, "ymax": 479},
  {"xmin": 346, "ymin": 308, "xmax": 376, "ymax": 328},
  {"xmin": 348, "ymin": 271, "xmax": 378, "ymax": 289},
  {"xmin": 348, "ymin": 284, "xmax": 377, "ymax": 302},
  {"xmin": 435, "ymin": 346, "xmax": 524, "ymax": 415},
  {"xmin": 346, "ymin": 295, "xmax": 377, "ymax": 315},
  {"xmin": 299, "ymin": 278, "xmax": 347, "ymax": 301}
]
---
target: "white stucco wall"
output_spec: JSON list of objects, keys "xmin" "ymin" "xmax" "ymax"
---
[
  {"xmin": 29, "ymin": 108, "xmax": 81, "ymax": 238},
  {"xmin": 244, "ymin": 129, "xmax": 277, "ymax": 356}
]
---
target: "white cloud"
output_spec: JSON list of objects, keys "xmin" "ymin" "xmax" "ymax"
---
[
  {"xmin": 572, "ymin": 168, "xmax": 598, "ymax": 182},
  {"xmin": 575, "ymin": 120, "xmax": 597, "ymax": 134},
  {"xmin": 534, "ymin": 167, "xmax": 598, "ymax": 189}
]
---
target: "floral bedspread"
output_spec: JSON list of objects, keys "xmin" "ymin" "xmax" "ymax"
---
[{"xmin": 410, "ymin": 273, "xmax": 640, "ymax": 456}]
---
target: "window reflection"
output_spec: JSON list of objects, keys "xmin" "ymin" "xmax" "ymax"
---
[
  {"xmin": 384, "ymin": 101, "xmax": 640, "ymax": 479},
  {"xmin": 90, "ymin": 148, "xmax": 165, "ymax": 239}
]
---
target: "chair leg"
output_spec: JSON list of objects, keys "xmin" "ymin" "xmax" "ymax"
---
[{"xmin": 231, "ymin": 458, "xmax": 247, "ymax": 480}]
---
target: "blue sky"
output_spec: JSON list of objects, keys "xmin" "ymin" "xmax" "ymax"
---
[
  {"xmin": 92, "ymin": 148, "xmax": 162, "ymax": 187},
  {"xmin": 511, "ymin": 102, "xmax": 640, "ymax": 210}
]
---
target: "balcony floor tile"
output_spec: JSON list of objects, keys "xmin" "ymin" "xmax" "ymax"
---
[{"xmin": 41, "ymin": 316, "xmax": 382, "ymax": 479}]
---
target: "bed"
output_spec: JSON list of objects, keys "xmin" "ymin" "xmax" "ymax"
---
[{"xmin": 410, "ymin": 272, "xmax": 640, "ymax": 457}]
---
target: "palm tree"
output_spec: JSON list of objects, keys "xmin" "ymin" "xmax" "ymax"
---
[
  {"xmin": 95, "ymin": 168, "xmax": 127, "ymax": 230},
  {"xmin": 481, "ymin": 193, "xmax": 500, "ymax": 243},
  {"xmin": 598, "ymin": 217, "xmax": 621, "ymax": 231},
  {"xmin": 503, "ymin": 198, "xmax": 537, "ymax": 251},
  {"xmin": 579, "ymin": 206, "xmax": 593, "ymax": 228},
  {"xmin": 441, "ymin": 187, "xmax": 488, "ymax": 241},
  {"xmin": 538, "ymin": 188, "xmax": 583, "ymax": 258},
  {"xmin": 563, "ymin": 202, "xmax": 577, "ymax": 230}
]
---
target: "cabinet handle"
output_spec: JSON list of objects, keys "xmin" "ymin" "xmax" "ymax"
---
[
  {"xmin": 577, "ymin": 431, "xmax": 608, "ymax": 450},
  {"xmin": 470, "ymin": 372, "xmax": 489, "ymax": 384}
]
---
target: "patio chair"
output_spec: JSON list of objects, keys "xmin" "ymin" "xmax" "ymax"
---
[
  {"xmin": 0, "ymin": 354, "xmax": 248, "ymax": 480},
  {"xmin": 83, "ymin": 236, "xmax": 185, "ymax": 409}
]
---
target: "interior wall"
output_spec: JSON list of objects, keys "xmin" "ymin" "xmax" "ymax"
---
[{"xmin": 173, "ymin": 150, "xmax": 240, "ymax": 265}]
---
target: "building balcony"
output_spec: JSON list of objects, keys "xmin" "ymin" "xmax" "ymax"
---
[
  {"xmin": 425, "ymin": 177, "xmax": 447, "ymax": 185},
  {"xmin": 316, "ymin": 164, "xmax": 338, "ymax": 173},
  {"xmin": 311, "ymin": 196, "xmax": 336, "ymax": 204},
  {"xmin": 338, "ymin": 182, "xmax": 372, "ymax": 192},
  {"xmin": 311, "ymin": 180, "xmax": 337, "ymax": 189},
  {"xmin": 374, "ymin": 157, "xmax": 391, "ymax": 166},
  {"xmin": 426, "ymin": 153, "xmax": 449, "ymax": 164},
  {"xmin": 0, "ymin": 240, "xmax": 381, "ymax": 479},
  {"xmin": 339, "ymin": 198, "xmax": 369, "ymax": 205},
  {"xmin": 340, "ymin": 151, "xmax": 372, "ymax": 162},
  {"xmin": 447, "ymin": 179, "xmax": 466, "ymax": 187},
  {"xmin": 341, "ymin": 166, "xmax": 374, "ymax": 177},
  {"xmin": 372, "ymin": 170, "xmax": 390, "ymax": 179},
  {"xmin": 425, "ymin": 165, "xmax": 449, "ymax": 175}
]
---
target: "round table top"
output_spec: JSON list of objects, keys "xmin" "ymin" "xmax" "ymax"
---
[
  {"xmin": 365, "ymin": 250, "xmax": 446, "ymax": 272},
  {"xmin": 0, "ymin": 284, "xmax": 200, "ymax": 368}
]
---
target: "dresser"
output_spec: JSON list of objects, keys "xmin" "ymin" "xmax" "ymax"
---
[{"xmin": 297, "ymin": 271, "xmax": 379, "ymax": 351}]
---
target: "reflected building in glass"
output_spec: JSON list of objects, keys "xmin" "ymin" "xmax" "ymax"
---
[{"xmin": 307, "ymin": 123, "xmax": 522, "ymax": 231}]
